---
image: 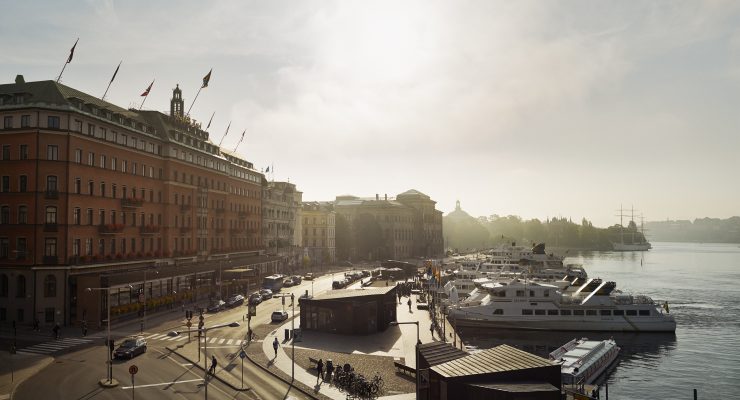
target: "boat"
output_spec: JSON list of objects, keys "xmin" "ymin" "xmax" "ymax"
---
[
  {"xmin": 612, "ymin": 206, "xmax": 652, "ymax": 251},
  {"xmin": 448, "ymin": 277, "xmax": 676, "ymax": 332},
  {"xmin": 550, "ymin": 338, "xmax": 620, "ymax": 385}
]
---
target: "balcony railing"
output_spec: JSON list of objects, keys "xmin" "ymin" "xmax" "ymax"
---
[
  {"xmin": 43, "ymin": 223, "xmax": 58, "ymax": 232},
  {"xmin": 43, "ymin": 255, "xmax": 58, "ymax": 265},
  {"xmin": 44, "ymin": 190, "xmax": 59, "ymax": 199},
  {"xmin": 121, "ymin": 198, "xmax": 143, "ymax": 208},
  {"xmin": 98, "ymin": 224, "xmax": 125, "ymax": 234},
  {"xmin": 140, "ymin": 225, "xmax": 161, "ymax": 235}
]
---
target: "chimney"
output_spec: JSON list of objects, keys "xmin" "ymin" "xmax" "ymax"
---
[
  {"xmin": 15, "ymin": 75, "xmax": 25, "ymax": 84},
  {"xmin": 384, "ymin": 194, "xmax": 387, "ymax": 200},
  {"xmin": 376, "ymin": 194, "xmax": 379, "ymax": 201}
]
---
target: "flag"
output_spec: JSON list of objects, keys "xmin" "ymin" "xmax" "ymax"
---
[
  {"xmin": 238, "ymin": 129, "xmax": 246, "ymax": 143},
  {"xmin": 202, "ymin": 69, "xmax": 212, "ymax": 88},
  {"xmin": 109, "ymin": 61, "xmax": 121, "ymax": 84},
  {"xmin": 140, "ymin": 80, "xmax": 154, "ymax": 97},
  {"xmin": 266, "ymin": 166, "xmax": 270, "ymax": 173},
  {"xmin": 206, "ymin": 112, "xmax": 215, "ymax": 130},
  {"xmin": 66, "ymin": 38, "xmax": 79, "ymax": 64}
]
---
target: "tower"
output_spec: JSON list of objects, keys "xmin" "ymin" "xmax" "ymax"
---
[{"xmin": 170, "ymin": 84, "xmax": 184, "ymax": 118}]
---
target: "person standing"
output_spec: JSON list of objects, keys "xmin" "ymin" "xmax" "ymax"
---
[
  {"xmin": 82, "ymin": 320, "xmax": 88, "ymax": 337},
  {"xmin": 407, "ymin": 298, "xmax": 412, "ymax": 312},
  {"xmin": 273, "ymin": 337, "xmax": 279, "ymax": 358},
  {"xmin": 316, "ymin": 358, "xmax": 324, "ymax": 383},
  {"xmin": 326, "ymin": 359, "xmax": 334, "ymax": 382},
  {"xmin": 209, "ymin": 355, "xmax": 217, "ymax": 375},
  {"xmin": 52, "ymin": 323, "xmax": 60, "ymax": 340}
]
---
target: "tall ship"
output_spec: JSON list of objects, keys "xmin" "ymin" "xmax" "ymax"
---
[
  {"xmin": 612, "ymin": 206, "xmax": 652, "ymax": 251},
  {"xmin": 448, "ymin": 276, "xmax": 675, "ymax": 332}
]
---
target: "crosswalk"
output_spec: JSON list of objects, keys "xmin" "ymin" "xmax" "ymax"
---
[
  {"xmin": 143, "ymin": 333, "xmax": 248, "ymax": 346},
  {"xmin": 18, "ymin": 337, "xmax": 97, "ymax": 355}
]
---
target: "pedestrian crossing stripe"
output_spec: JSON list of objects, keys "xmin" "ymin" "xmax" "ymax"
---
[
  {"xmin": 141, "ymin": 333, "xmax": 248, "ymax": 346},
  {"xmin": 18, "ymin": 337, "xmax": 94, "ymax": 355}
]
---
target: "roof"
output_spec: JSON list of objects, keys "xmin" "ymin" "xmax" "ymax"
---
[
  {"xmin": 418, "ymin": 342, "xmax": 468, "ymax": 367},
  {"xmin": 465, "ymin": 381, "xmax": 559, "ymax": 393},
  {"xmin": 431, "ymin": 344, "xmax": 557, "ymax": 378},
  {"xmin": 310, "ymin": 286, "xmax": 396, "ymax": 301},
  {"xmin": 396, "ymin": 189, "xmax": 430, "ymax": 199}
]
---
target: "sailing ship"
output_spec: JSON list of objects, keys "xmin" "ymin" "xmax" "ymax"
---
[{"xmin": 612, "ymin": 206, "xmax": 652, "ymax": 251}]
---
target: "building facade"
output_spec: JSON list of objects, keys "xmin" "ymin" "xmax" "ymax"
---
[
  {"xmin": 301, "ymin": 202, "xmax": 335, "ymax": 268},
  {"xmin": 262, "ymin": 181, "xmax": 302, "ymax": 272},
  {"xmin": 333, "ymin": 189, "xmax": 444, "ymax": 261},
  {"xmin": 0, "ymin": 75, "xmax": 273, "ymax": 328}
]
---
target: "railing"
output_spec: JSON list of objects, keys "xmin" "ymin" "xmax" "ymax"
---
[
  {"xmin": 121, "ymin": 198, "xmax": 143, "ymax": 208},
  {"xmin": 98, "ymin": 224, "xmax": 125, "ymax": 234},
  {"xmin": 44, "ymin": 190, "xmax": 59, "ymax": 199}
]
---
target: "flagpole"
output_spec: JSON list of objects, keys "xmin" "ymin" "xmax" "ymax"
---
[
  {"xmin": 139, "ymin": 79, "xmax": 154, "ymax": 110},
  {"xmin": 206, "ymin": 111, "xmax": 215, "ymax": 130},
  {"xmin": 101, "ymin": 60, "xmax": 122, "ymax": 101},
  {"xmin": 218, "ymin": 121, "xmax": 231, "ymax": 147},
  {"xmin": 186, "ymin": 86, "xmax": 202, "ymax": 117},
  {"xmin": 233, "ymin": 130, "xmax": 246, "ymax": 153},
  {"xmin": 57, "ymin": 38, "xmax": 79, "ymax": 83}
]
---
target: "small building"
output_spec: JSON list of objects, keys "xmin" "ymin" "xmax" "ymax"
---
[
  {"xmin": 298, "ymin": 286, "xmax": 397, "ymax": 334},
  {"xmin": 425, "ymin": 344, "xmax": 561, "ymax": 400}
]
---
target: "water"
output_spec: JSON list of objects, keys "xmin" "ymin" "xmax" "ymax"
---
[{"xmin": 462, "ymin": 242, "xmax": 740, "ymax": 399}]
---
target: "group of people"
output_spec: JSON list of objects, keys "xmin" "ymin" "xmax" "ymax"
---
[{"xmin": 314, "ymin": 358, "xmax": 335, "ymax": 384}]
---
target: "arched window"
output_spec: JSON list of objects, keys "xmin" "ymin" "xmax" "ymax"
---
[
  {"xmin": 0, "ymin": 274, "xmax": 7, "ymax": 297},
  {"xmin": 18, "ymin": 205, "xmax": 28, "ymax": 224},
  {"xmin": 45, "ymin": 206, "xmax": 57, "ymax": 224},
  {"xmin": 44, "ymin": 274, "xmax": 56, "ymax": 297},
  {"xmin": 16, "ymin": 275, "xmax": 26, "ymax": 298}
]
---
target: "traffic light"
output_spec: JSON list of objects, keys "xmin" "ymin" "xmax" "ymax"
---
[{"xmin": 109, "ymin": 339, "xmax": 115, "ymax": 352}]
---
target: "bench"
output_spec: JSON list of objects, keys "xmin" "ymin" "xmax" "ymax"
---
[
  {"xmin": 393, "ymin": 360, "xmax": 416, "ymax": 377},
  {"xmin": 309, "ymin": 356, "xmax": 319, "ymax": 368}
]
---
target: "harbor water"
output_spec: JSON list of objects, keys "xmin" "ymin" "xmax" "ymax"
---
[{"xmin": 461, "ymin": 242, "xmax": 740, "ymax": 399}]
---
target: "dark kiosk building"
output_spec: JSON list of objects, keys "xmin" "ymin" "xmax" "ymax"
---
[{"xmin": 299, "ymin": 286, "xmax": 397, "ymax": 334}]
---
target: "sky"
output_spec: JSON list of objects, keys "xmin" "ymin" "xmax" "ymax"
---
[{"xmin": 2, "ymin": 0, "xmax": 739, "ymax": 227}]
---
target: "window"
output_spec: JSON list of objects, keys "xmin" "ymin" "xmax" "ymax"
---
[
  {"xmin": 74, "ymin": 178, "xmax": 81, "ymax": 194},
  {"xmin": 88, "ymin": 180, "xmax": 94, "ymax": 196},
  {"xmin": 111, "ymin": 157, "xmax": 117, "ymax": 170},
  {"xmin": 515, "ymin": 290, "xmax": 525, "ymax": 297},
  {"xmin": 21, "ymin": 115, "xmax": 30, "ymax": 128},
  {"xmin": 46, "ymin": 175, "xmax": 58, "ymax": 192},
  {"xmin": 74, "ymin": 149, "xmax": 82, "ymax": 163},
  {"xmin": 3, "ymin": 116, "xmax": 12, "ymax": 129},
  {"xmin": 16, "ymin": 276, "xmax": 26, "ymax": 298},
  {"xmin": 98, "ymin": 209, "xmax": 105, "ymax": 225},
  {"xmin": 493, "ymin": 309, "xmax": 504, "ymax": 315},
  {"xmin": 122, "ymin": 160, "xmax": 127, "ymax": 172},
  {"xmin": 560, "ymin": 309, "xmax": 572, "ymax": 316},
  {"xmin": 100, "ymin": 182, "xmax": 106, "ymax": 197},
  {"xmin": 45, "ymin": 206, "xmax": 57, "ymax": 224},
  {"xmin": 112, "ymin": 184, "xmax": 117, "ymax": 198},
  {"xmin": 2, "ymin": 145, "xmax": 9, "ymax": 160},
  {"xmin": 638, "ymin": 310, "xmax": 651, "ymax": 316},
  {"xmin": 16, "ymin": 238, "xmax": 26, "ymax": 258},
  {"xmin": 43, "ymin": 274, "xmax": 57, "ymax": 297},
  {"xmin": 85, "ymin": 238, "xmax": 92, "ymax": 255},
  {"xmin": 0, "ymin": 176, "xmax": 8, "ymax": 192},
  {"xmin": 86, "ymin": 208, "xmax": 93, "ymax": 225},
  {"xmin": 19, "ymin": 144, "xmax": 28, "ymax": 159},
  {"xmin": 87, "ymin": 124, "xmax": 95, "ymax": 136},
  {"xmin": 44, "ymin": 307, "xmax": 54, "ymax": 322},
  {"xmin": 73, "ymin": 207, "xmax": 81, "ymax": 224},
  {"xmin": 0, "ymin": 238, "xmax": 7, "ymax": 259},
  {"xmin": 534, "ymin": 309, "xmax": 546, "ymax": 315},
  {"xmin": 98, "ymin": 238, "xmax": 105, "ymax": 255},
  {"xmin": 18, "ymin": 206, "xmax": 27, "ymax": 224},
  {"xmin": 73, "ymin": 239, "xmax": 80, "ymax": 256},
  {"xmin": 613, "ymin": 309, "xmax": 624, "ymax": 316},
  {"xmin": 47, "ymin": 145, "xmax": 58, "ymax": 160},
  {"xmin": 88, "ymin": 152, "xmax": 94, "ymax": 166},
  {"xmin": 100, "ymin": 154, "xmax": 106, "ymax": 168},
  {"xmin": 573, "ymin": 309, "xmax": 585, "ymax": 316},
  {"xmin": 522, "ymin": 309, "xmax": 533, "ymax": 315},
  {"xmin": 19, "ymin": 175, "xmax": 27, "ymax": 192},
  {"xmin": 44, "ymin": 238, "xmax": 57, "ymax": 258},
  {"xmin": 600, "ymin": 310, "xmax": 612, "ymax": 316},
  {"xmin": 0, "ymin": 206, "xmax": 8, "ymax": 224},
  {"xmin": 586, "ymin": 310, "xmax": 597, "ymax": 316},
  {"xmin": 547, "ymin": 309, "xmax": 559, "ymax": 316},
  {"xmin": 0, "ymin": 274, "xmax": 7, "ymax": 297},
  {"xmin": 48, "ymin": 116, "xmax": 60, "ymax": 129}
]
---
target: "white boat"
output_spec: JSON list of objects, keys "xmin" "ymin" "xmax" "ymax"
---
[
  {"xmin": 448, "ymin": 277, "xmax": 676, "ymax": 332},
  {"xmin": 550, "ymin": 338, "xmax": 620, "ymax": 385}
]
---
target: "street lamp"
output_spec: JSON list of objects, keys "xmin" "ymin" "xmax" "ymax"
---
[
  {"xmin": 390, "ymin": 321, "xmax": 420, "ymax": 399},
  {"xmin": 201, "ymin": 321, "xmax": 240, "ymax": 399},
  {"xmin": 87, "ymin": 285, "xmax": 130, "ymax": 385}
]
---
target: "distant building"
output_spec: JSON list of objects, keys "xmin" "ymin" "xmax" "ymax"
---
[
  {"xmin": 334, "ymin": 189, "xmax": 443, "ymax": 261},
  {"xmin": 301, "ymin": 202, "xmax": 335, "ymax": 267},
  {"xmin": 262, "ymin": 181, "xmax": 302, "ymax": 271}
]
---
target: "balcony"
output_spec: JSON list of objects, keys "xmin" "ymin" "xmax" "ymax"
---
[
  {"xmin": 44, "ymin": 190, "xmax": 59, "ymax": 199},
  {"xmin": 43, "ymin": 255, "xmax": 58, "ymax": 265},
  {"xmin": 180, "ymin": 204, "xmax": 192, "ymax": 213},
  {"xmin": 98, "ymin": 224, "xmax": 125, "ymax": 234},
  {"xmin": 121, "ymin": 198, "xmax": 143, "ymax": 208},
  {"xmin": 140, "ymin": 225, "xmax": 161, "ymax": 235},
  {"xmin": 43, "ymin": 223, "xmax": 58, "ymax": 232}
]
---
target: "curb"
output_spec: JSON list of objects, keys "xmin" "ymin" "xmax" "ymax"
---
[
  {"xmin": 165, "ymin": 345, "xmax": 250, "ymax": 392},
  {"xmin": 98, "ymin": 378, "xmax": 120, "ymax": 388}
]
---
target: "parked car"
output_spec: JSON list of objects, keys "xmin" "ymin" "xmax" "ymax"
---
[
  {"xmin": 291, "ymin": 275, "xmax": 302, "ymax": 284},
  {"xmin": 248, "ymin": 293, "xmax": 262, "ymax": 305},
  {"xmin": 271, "ymin": 310, "xmax": 289, "ymax": 322},
  {"xmin": 207, "ymin": 299, "xmax": 226, "ymax": 313},
  {"xmin": 303, "ymin": 273, "xmax": 314, "ymax": 280},
  {"xmin": 283, "ymin": 278, "xmax": 294, "ymax": 287},
  {"xmin": 259, "ymin": 289, "xmax": 273, "ymax": 300},
  {"xmin": 226, "ymin": 294, "xmax": 245, "ymax": 308},
  {"xmin": 114, "ymin": 336, "xmax": 147, "ymax": 359}
]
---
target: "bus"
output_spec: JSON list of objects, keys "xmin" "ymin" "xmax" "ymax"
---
[{"xmin": 262, "ymin": 274, "xmax": 285, "ymax": 292}]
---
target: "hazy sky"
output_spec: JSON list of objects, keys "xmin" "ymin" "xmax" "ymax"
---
[{"xmin": 2, "ymin": 1, "xmax": 739, "ymax": 227}]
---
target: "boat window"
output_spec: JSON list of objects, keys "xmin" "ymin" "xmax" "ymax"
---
[
  {"xmin": 560, "ymin": 309, "xmax": 572, "ymax": 316},
  {"xmin": 522, "ymin": 309, "xmax": 533, "ymax": 315},
  {"xmin": 493, "ymin": 309, "xmax": 503, "ymax": 315},
  {"xmin": 573, "ymin": 309, "xmax": 584, "ymax": 316},
  {"xmin": 516, "ymin": 290, "xmax": 525, "ymax": 297},
  {"xmin": 613, "ymin": 310, "xmax": 624, "ymax": 316},
  {"xmin": 534, "ymin": 309, "xmax": 546, "ymax": 315},
  {"xmin": 586, "ymin": 310, "xmax": 597, "ymax": 316},
  {"xmin": 544, "ymin": 290, "xmax": 550, "ymax": 297},
  {"xmin": 529, "ymin": 290, "xmax": 535, "ymax": 297},
  {"xmin": 639, "ymin": 310, "xmax": 650, "ymax": 316},
  {"xmin": 547, "ymin": 309, "xmax": 558, "ymax": 315},
  {"xmin": 600, "ymin": 310, "xmax": 611, "ymax": 316},
  {"xmin": 626, "ymin": 310, "xmax": 637, "ymax": 316}
]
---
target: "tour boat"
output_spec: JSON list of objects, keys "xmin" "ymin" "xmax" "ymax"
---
[{"xmin": 550, "ymin": 338, "xmax": 620, "ymax": 385}]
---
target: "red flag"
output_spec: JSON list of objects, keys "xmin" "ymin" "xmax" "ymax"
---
[
  {"xmin": 66, "ymin": 38, "xmax": 79, "ymax": 64},
  {"xmin": 140, "ymin": 80, "xmax": 154, "ymax": 97}
]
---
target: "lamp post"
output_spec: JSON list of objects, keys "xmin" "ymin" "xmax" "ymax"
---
[
  {"xmin": 87, "ymin": 286, "xmax": 128, "ymax": 385},
  {"xmin": 201, "ymin": 321, "xmax": 240, "ymax": 399},
  {"xmin": 390, "ymin": 321, "xmax": 420, "ymax": 399},
  {"xmin": 291, "ymin": 293, "xmax": 295, "ymax": 381}
]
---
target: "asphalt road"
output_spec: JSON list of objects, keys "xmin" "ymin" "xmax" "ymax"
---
[{"xmin": 13, "ymin": 271, "xmax": 349, "ymax": 400}]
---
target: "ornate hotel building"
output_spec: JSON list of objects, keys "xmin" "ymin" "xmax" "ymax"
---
[
  {"xmin": 0, "ymin": 75, "xmax": 277, "ymax": 328},
  {"xmin": 262, "ymin": 181, "xmax": 303, "ymax": 272}
]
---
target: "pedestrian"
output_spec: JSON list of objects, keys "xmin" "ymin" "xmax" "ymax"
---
[
  {"xmin": 326, "ymin": 359, "xmax": 334, "ymax": 382},
  {"xmin": 52, "ymin": 323, "xmax": 60, "ymax": 340},
  {"xmin": 407, "ymin": 298, "xmax": 412, "ymax": 312},
  {"xmin": 273, "ymin": 337, "xmax": 279, "ymax": 358},
  {"xmin": 209, "ymin": 355, "xmax": 217, "ymax": 375},
  {"xmin": 397, "ymin": 291, "xmax": 402, "ymax": 304},
  {"xmin": 33, "ymin": 319, "xmax": 40, "ymax": 332},
  {"xmin": 316, "ymin": 358, "xmax": 324, "ymax": 382},
  {"xmin": 82, "ymin": 320, "xmax": 88, "ymax": 336}
]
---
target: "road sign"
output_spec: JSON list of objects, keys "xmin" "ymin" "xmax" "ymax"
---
[
  {"xmin": 129, "ymin": 365, "xmax": 139, "ymax": 375},
  {"xmin": 186, "ymin": 321, "xmax": 192, "ymax": 328},
  {"xmin": 239, "ymin": 350, "xmax": 246, "ymax": 359}
]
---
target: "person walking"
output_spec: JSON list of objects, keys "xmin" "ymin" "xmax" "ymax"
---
[
  {"xmin": 316, "ymin": 358, "xmax": 324, "ymax": 383},
  {"xmin": 82, "ymin": 320, "xmax": 88, "ymax": 337},
  {"xmin": 52, "ymin": 323, "xmax": 60, "ymax": 340},
  {"xmin": 273, "ymin": 337, "xmax": 279, "ymax": 358},
  {"xmin": 407, "ymin": 298, "xmax": 412, "ymax": 312},
  {"xmin": 208, "ymin": 355, "xmax": 217, "ymax": 376}
]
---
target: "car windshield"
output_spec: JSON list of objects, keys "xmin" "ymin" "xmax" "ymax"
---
[{"xmin": 121, "ymin": 340, "xmax": 137, "ymax": 348}]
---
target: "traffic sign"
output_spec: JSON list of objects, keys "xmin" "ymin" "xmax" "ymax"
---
[
  {"xmin": 239, "ymin": 350, "xmax": 246, "ymax": 359},
  {"xmin": 129, "ymin": 365, "xmax": 139, "ymax": 375},
  {"xmin": 186, "ymin": 321, "xmax": 192, "ymax": 328}
]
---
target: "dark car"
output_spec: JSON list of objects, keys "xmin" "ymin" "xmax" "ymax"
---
[
  {"xmin": 114, "ymin": 337, "xmax": 147, "ymax": 359},
  {"xmin": 248, "ymin": 293, "xmax": 262, "ymax": 305},
  {"xmin": 207, "ymin": 299, "xmax": 226, "ymax": 313},
  {"xmin": 226, "ymin": 294, "xmax": 245, "ymax": 308},
  {"xmin": 271, "ymin": 310, "xmax": 288, "ymax": 322}
]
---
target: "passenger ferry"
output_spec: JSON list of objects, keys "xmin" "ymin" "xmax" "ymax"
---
[
  {"xmin": 550, "ymin": 338, "xmax": 620, "ymax": 385},
  {"xmin": 448, "ymin": 277, "xmax": 675, "ymax": 332}
]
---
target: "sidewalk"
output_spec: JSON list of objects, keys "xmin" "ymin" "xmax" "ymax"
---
[
  {"xmin": 0, "ymin": 351, "xmax": 53, "ymax": 399},
  {"xmin": 165, "ymin": 338, "xmax": 251, "ymax": 392}
]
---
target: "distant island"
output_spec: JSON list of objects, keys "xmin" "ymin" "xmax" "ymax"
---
[{"xmin": 646, "ymin": 217, "xmax": 740, "ymax": 243}]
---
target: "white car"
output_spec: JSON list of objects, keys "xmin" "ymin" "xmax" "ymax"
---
[{"xmin": 271, "ymin": 310, "xmax": 288, "ymax": 322}]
